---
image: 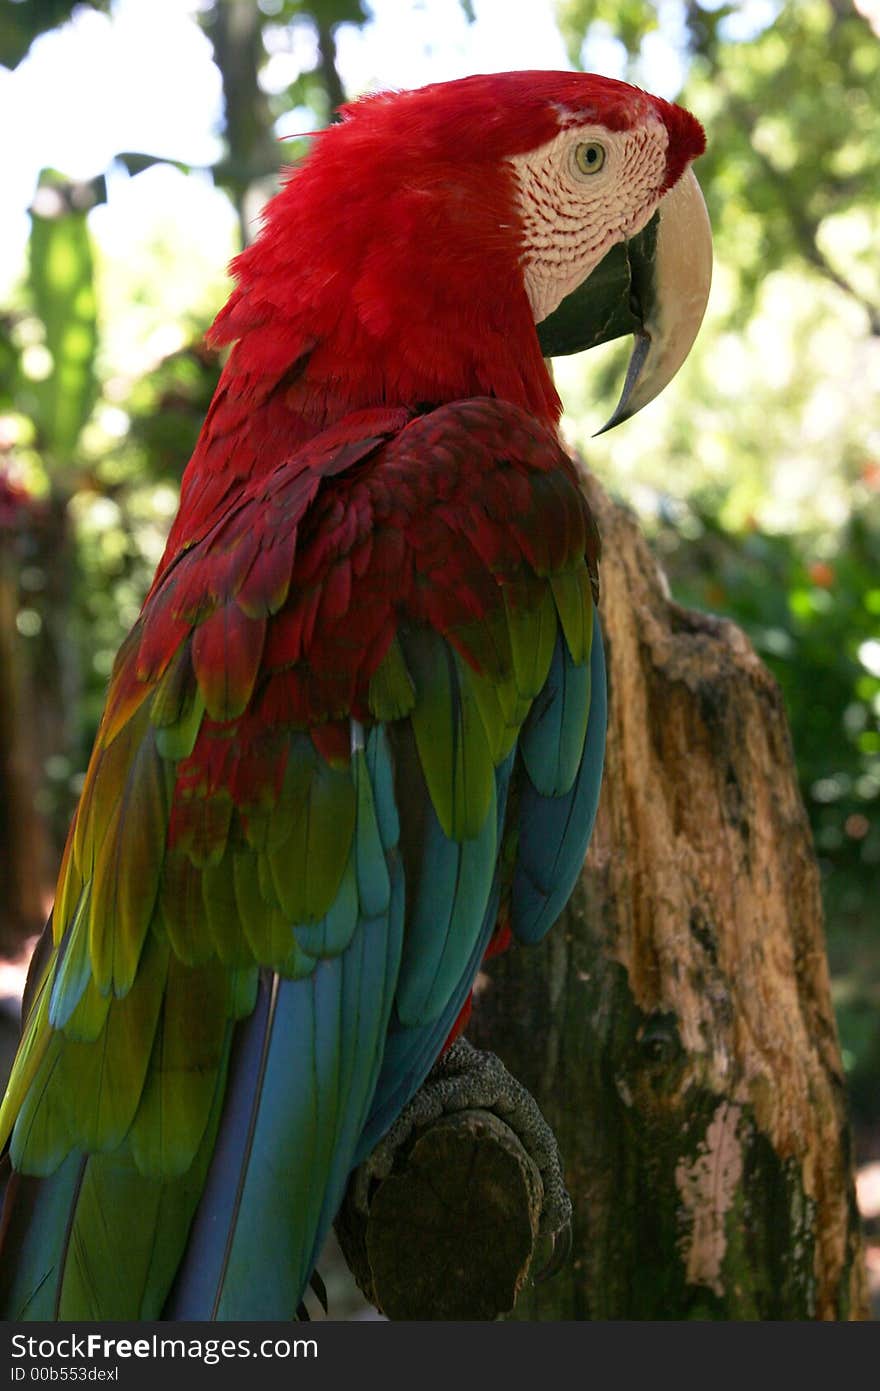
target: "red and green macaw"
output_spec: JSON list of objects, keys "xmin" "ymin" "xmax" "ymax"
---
[{"xmin": 0, "ymin": 70, "xmax": 710, "ymax": 1320}]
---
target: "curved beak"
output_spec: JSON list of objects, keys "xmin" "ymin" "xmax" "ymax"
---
[{"xmin": 535, "ymin": 167, "xmax": 712, "ymax": 433}]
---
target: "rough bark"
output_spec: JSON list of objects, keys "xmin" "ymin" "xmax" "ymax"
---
[{"xmin": 340, "ymin": 471, "xmax": 868, "ymax": 1321}]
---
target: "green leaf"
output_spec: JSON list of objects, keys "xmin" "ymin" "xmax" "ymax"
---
[{"xmin": 28, "ymin": 172, "xmax": 100, "ymax": 462}]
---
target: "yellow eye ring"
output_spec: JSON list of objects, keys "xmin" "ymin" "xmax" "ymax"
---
[{"xmin": 574, "ymin": 141, "xmax": 606, "ymax": 175}]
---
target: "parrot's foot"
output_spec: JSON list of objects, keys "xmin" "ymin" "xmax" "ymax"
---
[{"xmin": 351, "ymin": 1037, "xmax": 572, "ymax": 1277}]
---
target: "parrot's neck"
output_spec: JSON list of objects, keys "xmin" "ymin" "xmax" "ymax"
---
[
  {"xmin": 155, "ymin": 149, "xmax": 572, "ymax": 570},
  {"xmin": 161, "ymin": 265, "xmax": 562, "ymax": 570}
]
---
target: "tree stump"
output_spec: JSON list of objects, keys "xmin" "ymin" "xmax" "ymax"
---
[{"xmin": 340, "ymin": 471, "xmax": 868, "ymax": 1320}]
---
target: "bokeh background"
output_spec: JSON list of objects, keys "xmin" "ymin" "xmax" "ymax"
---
[{"xmin": 0, "ymin": 0, "xmax": 878, "ymax": 1309}]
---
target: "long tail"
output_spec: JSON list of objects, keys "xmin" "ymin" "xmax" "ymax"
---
[{"xmin": 165, "ymin": 877, "xmax": 403, "ymax": 1319}]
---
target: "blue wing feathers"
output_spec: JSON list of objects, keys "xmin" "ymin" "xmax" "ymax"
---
[
  {"xmin": 394, "ymin": 781, "xmax": 497, "ymax": 1026},
  {"xmin": 293, "ymin": 860, "xmax": 359, "ymax": 956},
  {"xmin": 512, "ymin": 613, "xmax": 607, "ymax": 945},
  {"xmin": 0, "ymin": 1157, "xmax": 84, "ymax": 1318},
  {"xmin": 353, "ymin": 747, "xmax": 393, "ymax": 918},
  {"xmin": 365, "ymin": 724, "xmax": 401, "ymax": 849},
  {"xmin": 356, "ymin": 747, "xmax": 515, "ymax": 1160},
  {"xmin": 165, "ymin": 725, "xmax": 406, "ymax": 1320},
  {"xmin": 520, "ymin": 629, "xmax": 592, "ymax": 797},
  {"xmin": 163, "ymin": 975, "xmax": 273, "ymax": 1318}
]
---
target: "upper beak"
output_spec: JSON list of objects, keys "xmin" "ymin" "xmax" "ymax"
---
[{"xmin": 534, "ymin": 167, "xmax": 712, "ymax": 433}]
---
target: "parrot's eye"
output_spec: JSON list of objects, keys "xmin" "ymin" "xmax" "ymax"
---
[{"xmin": 573, "ymin": 141, "xmax": 606, "ymax": 176}]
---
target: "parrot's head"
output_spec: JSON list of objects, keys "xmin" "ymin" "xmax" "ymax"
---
[{"xmin": 214, "ymin": 70, "xmax": 710, "ymax": 433}]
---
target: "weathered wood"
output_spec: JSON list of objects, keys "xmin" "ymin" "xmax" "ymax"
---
[{"xmin": 339, "ymin": 471, "xmax": 867, "ymax": 1321}]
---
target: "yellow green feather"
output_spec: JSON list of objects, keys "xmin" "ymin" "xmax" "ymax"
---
[
  {"xmin": 404, "ymin": 629, "xmax": 495, "ymax": 840},
  {"xmin": 551, "ymin": 564, "xmax": 593, "ymax": 665},
  {"xmin": 505, "ymin": 580, "xmax": 558, "ymax": 697},
  {"xmin": 88, "ymin": 725, "xmax": 168, "ymax": 995},
  {"xmin": 129, "ymin": 955, "xmax": 232, "ymax": 1179},
  {"xmin": 202, "ymin": 853, "xmax": 254, "ymax": 968},
  {"xmin": 368, "ymin": 635, "xmax": 416, "ymax": 721},
  {"xmin": 269, "ymin": 756, "xmax": 356, "ymax": 921},
  {"xmin": 66, "ymin": 931, "xmax": 169, "ymax": 1153}
]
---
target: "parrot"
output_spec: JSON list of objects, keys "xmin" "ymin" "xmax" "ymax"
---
[{"xmin": 0, "ymin": 69, "xmax": 710, "ymax": 1321}]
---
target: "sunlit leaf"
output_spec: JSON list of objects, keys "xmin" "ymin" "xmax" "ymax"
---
[{"xmin": 27, "ymin": 172, "xmax": 101, "ymax": 463}]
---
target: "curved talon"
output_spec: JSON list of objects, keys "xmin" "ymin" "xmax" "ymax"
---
[{"xmin": 533, "ymin": 1219, "xmax": 572, "ymax": 1284}]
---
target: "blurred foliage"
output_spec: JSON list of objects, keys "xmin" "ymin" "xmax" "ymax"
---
[
  {"xmin": 205, "ymin": 0, "xmax": 372, "ymax": 210},
  {"xmin": 26, "ymin": 173, "xmax": 101, "ymax": 462},
  {"xmin": 0, "ymin": 0, "xmax": 878, "ymax": 1100},
  {"xmin": 0, "ymin": 0, "xmax": 109, "ymax": 69}
]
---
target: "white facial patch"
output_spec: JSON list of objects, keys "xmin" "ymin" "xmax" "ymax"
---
[{"xmin": 510, "ymin": 117, "xmax": 670, "ymax": 324}]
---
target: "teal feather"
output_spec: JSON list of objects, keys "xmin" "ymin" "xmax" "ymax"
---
[
  {"xmin": 353, "ymin": 746, "xmax": 391, "ymax": 917},
  {"xmin": 513, "ymin": 610, "xmax": 607, "ymax": 943},
  {"xmin": 395, "ymin": 781, "xmax": 497, "ymax": 1026},
  {"xmin": 48, "ymin": 886, "xmax": 93, "ymax": 1031},
  {"xmin": 294, "ymin": 858, "xmax": 359, "ymax": 956},
  {"xmin": 519, "ymin": 631, "xmax": 590, "ymax": 797},
  {"xmin": 181, "ymin": 908, "xmax": 402, "ymax": 1320},
  {"xmin": 365, "ymin": 723, "xmax": 400, "ymax": 850},
  {"xmin": 311, "ymin": 866, "xmax": 406, "ymax": 1271},
  {"xmin": 0, "ymin": 1156, "xmax": 85, "ymax": 1318},
  {"xmin": 357, "ymin": 750, "xmax": 514, "ymax": 1158}
]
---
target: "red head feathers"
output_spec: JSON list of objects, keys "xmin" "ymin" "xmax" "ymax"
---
[{"xmin": 165, "ymin": 72, "xmax": 705, "ymax": 561}]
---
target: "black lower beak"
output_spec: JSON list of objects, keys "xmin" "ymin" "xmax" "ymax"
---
[{"xmin": 535, "ymin": 168, "xmax": 712, "ymax": 432}]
